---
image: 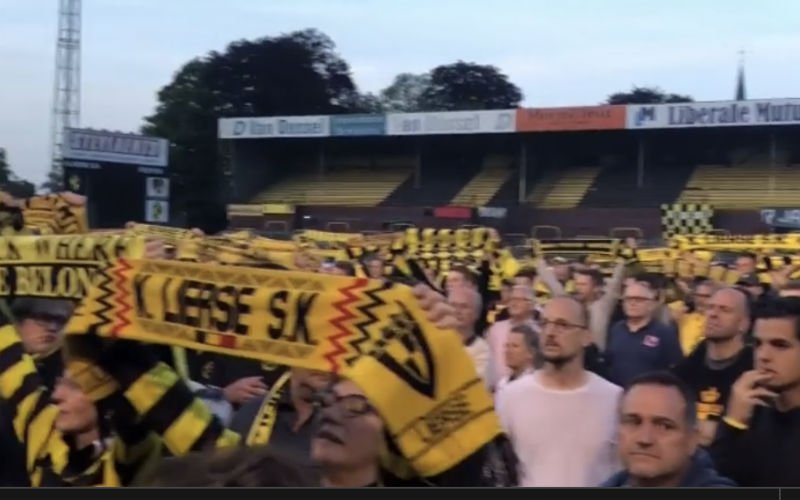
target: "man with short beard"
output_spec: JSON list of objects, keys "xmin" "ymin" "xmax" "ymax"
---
[
  {"xmin": 709, "ymin": 297, "xmax": 800, "ymax": 486},
  {"xmin": 672, "ymin": 288, "xmax": 753, "ymax": 446},
  {"xmin": 496, "ymin": 296, "xmax": 622, "ymax": 486}
]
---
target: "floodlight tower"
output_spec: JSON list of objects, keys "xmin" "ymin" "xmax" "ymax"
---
[{"xmin": 49, "ymin": 0, "xmax": 82, "ymax": 187}]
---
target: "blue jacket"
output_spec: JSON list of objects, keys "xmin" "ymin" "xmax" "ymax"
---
[{"xmin": 601, "ymin": 450, "xmax": 736, "ymax": 487}]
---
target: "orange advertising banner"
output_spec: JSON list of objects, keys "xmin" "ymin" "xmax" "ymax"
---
[{"xmin": 516, "ymin": 105, "xmax": 626, "ymax": 132}]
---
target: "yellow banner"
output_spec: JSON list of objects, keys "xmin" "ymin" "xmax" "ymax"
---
[
  {"xmin": 125, "ymin": 224, "xmax": 200, "ymax": 247},
  {"xmin": 671, "ymin": 234, "xmax": 800, "ymax": 251},
  {"xmin": 64, "ymin": 259, "xmax": 501, "ymax": 477},
  {"xmin": 0, "ymin": 235, "xmax": 146, "ymax": 298}
]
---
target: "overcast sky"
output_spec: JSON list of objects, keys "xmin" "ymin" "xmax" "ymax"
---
[{"xmin": 2, "ymin": 0, "xmax": 799, "ymax": 185}]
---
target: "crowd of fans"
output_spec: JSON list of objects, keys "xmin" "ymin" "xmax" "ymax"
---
[{"xmin": 1, "ymin": 231, "xmax": 799, "ymax": 488}]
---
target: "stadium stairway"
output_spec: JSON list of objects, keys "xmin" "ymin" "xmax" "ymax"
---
[
  {"xmin": 678, "ymin": 163, "xmax": 800, "ymax": 209},
  {"xmin": 528, "ymin": 167, "xmax": 601, "ymax": 209},
  {"xmin": 381, "ymin": 157, "xmax": 478, "ymax": 207},
  {"xmin": 579, "ymin": 163, "xmax": 696, "ymax": 208},
  {"xmin": 252, "ymin": 165, "xmax": 413, "ymax": 206},
  {"xmin": 449, "ymin": 155, "xmax": 514, "ymax": 207}
]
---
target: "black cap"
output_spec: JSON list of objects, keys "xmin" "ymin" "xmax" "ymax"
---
[{"xmin": 11, "ymin": 298, "xmax": 74, "ymax": 321}]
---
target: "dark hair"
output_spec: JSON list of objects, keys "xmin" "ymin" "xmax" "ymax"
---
[
  {"xmin": 754, "ymin": 296, "xmax": 800, "ymax": 341},
  {"xmin": 510, "ymin": 323, "xmax": 538, "ymax": 353},
  {"xmin": 575, "ymin": 269, "xmax": 603, "ymax": 287},
  {"xmin": 514, "ymin": 267, "xmax": 537, "ymax": 282},
  {"xmin": 450, "ymin": 265, "xmax": 479, "ymax": 288},
  {"xmin": 738, "ymin": 252, "xmax": 757, "ymax": 262},
  {"xmin": 334, "ymin": 261, "xmax": 356, "ymax": 277},
  {"xmin": 624, "ymin": 371, "xmax": 697, "ymax": 428},
  {"xmin": 140, "ymin": 446, "xmax": 316, "ymax": 487},
  {"xmin": 782, "ymin": 280, "xmax": 800, "ymax": 292}
]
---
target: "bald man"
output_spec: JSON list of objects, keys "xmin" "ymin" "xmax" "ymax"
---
[{"xmin": 497, "ymin": 296, "xmax": 621, "ymax": 486}]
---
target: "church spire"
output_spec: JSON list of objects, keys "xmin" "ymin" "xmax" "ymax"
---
[{"xmin": 735, "ymin": 50, "xmax": 747, "ymax": 100}]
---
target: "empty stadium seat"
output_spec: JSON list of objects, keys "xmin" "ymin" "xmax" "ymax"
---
[
  {"xmin": 449, "ymin": 155, "xmax": 514, "ymax": 207},
  {"xmin": 679, "ymin": 163, "xmax": 800, "ymax": 209},
  {"xmin": 252, "ymin": 159, "xmax": 413, "ymax": 206},
  {"xmin": 528, "ymin": 166, "xmax": 601, "ymax": 208}
]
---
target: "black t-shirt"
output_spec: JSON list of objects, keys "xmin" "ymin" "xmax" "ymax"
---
[{"xmin": 672, "ymin": 341, "xmax": 754, "ymax": 421}]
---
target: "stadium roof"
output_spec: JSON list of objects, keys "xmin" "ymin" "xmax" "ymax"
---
[{"xmin": 218, "ymin": 97, "xmax": 800, "ymax": 140}]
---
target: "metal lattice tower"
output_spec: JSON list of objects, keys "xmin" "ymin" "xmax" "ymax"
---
[{"xmin": 49, "ymin": 0, "xmax": 82, "ymax": 185}]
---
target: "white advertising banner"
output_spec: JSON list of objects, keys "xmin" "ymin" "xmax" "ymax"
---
[
  {"xmin": 218, "ymin": 115, "xmax": 330, "ymax": 139},
  {"xmin": 63, "ymin": 128, "xmax": 168, "ymax": 167},
  {"xmin": 386, "ymin": 110, "xmax": 516, "ymax": 136},
  {"xmin": 627, "ymin": 99, "xmax": 800, "ymax": 129}
]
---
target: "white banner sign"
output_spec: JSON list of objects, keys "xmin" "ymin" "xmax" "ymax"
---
[
  {"xmin": 63, "ymin": 128, "xmax": 168, "ymax": 167},
  {"xmin": 145, "ymin": 177, "xmax": 170, "ymax": 199},
  {"xmin": 145, "ymin": 199, "xmax": 169, "ymax": 223},
  {"xmin": 218, "ymin": 116, "xmax": 330, "ymax": 139},
  {"xmin": 386, "ymin": 110, "xmax": 516, "ymax": 136},
  {"xmin": 627, "ymin": 99, "xmax": 800, "ymax": 129}
]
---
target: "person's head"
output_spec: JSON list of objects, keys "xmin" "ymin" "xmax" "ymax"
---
[
  {"xmin": 539, "ymin": 295, "xmax": 590, "ymax": 367},
  {"xmin": 507, "ymin": 285, "xmax": 535, "ymax": 320},
  {"xmin": 735, "ymin": 253, "xmax": 757, "ymax": 275},
  {"xmin": 779, "ymin": 280, "xmax": 800, "ymax": 299},
  {"xmin": 552, "ymin": 257, "xmax": 572, "ymax": 283},
  {"xmin": 311, "ymin": 378, "xmax": 384, "ymax": 483},
  {"xmin": 333, "ymin": 261, "xmax": 356, "ymax": 277},
  {"xmin": 504, "ymin": 323, "xmax": 538, "ymax": 373},
  {"xmin": 290, "ymin": 368, "xmax": 334, "ymax": 405},
  {"xmin": 622, "ymin": 282, "xmax": 659, "ymax": 322},
  {"xmin": 752, "ymin": 297, "xmax": 800, "ymax": 394},
  {"xmin": 143, "ymin": 446, "xmax": 316, "ymax": 486},
  {"xmin": 704, "ymin": 287, "xmax": 751, "ymax": 342},
  {"xmin": 574, "ymin": 269, "xmax": 603, "ymax": 303},
  {"xmin": 618, "ymin": 372, "xmax": 699, "ymax": 487},
  {"xmin": 499, "ymin": 280, "xmax": 513, "ymax": 305},
  {"xmin": 12, "ymin": 298, "xmax": 73, "ymax": 356},
  {"xmin": 513, "ymin": 268, "xmax": 537, "ymax": 290},
  {"xmin": 51, "ymin": 370, "xmax": 98, "ymax": 435},
  {"xmin": 446, "ymin": 265, "xmax": 478, "ymax": 292},
  {"xmin": 691, "ymin": 280, "xmax": 717, "ymax": 313},
  {"xmin": 447, "ymin": 286, "xmax": 481, "ymax": 337},
  {"xmin": 365, "ymin": 256, "xmax": 384, "ymax": 279}
]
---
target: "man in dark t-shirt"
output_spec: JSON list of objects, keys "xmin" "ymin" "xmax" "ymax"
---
[{"xmin": 673, "ymin": 287, "xmax": 753, "ymax": 446}]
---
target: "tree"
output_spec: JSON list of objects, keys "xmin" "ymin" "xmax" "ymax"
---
[
  {"xmin": 418, "ymin": 61, "xmax": 523, "ymax": 111},
  {"xmin": 379, "ymin": 73, "xmax": 431, "ymax": 112},
  {"xmin": 0, "ymin": 149, "xmax": 36, "ymax": 198},
  {"xmin": 142, "ymin": 29, "xmax": 363, "ymax": 227},
  {"xmin": 607, "ymin": 86, "xmax": 693, "ymax": 105}
]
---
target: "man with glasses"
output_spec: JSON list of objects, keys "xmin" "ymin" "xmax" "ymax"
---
[
  {"xmin": 496, "ymin": 295, "xmax": 622, "ymax": 486},
  {"xmin": 606, "ymin": 282, "xmax": 683, "ymax": 389}
]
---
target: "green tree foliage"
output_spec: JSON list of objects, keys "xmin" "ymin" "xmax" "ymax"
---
[
  {"xmin": 142, "ymin": 29, "xmax": 363, "ymax": 227},
  {"xmin": 607, "ymin": 86, "xmax": 693, "ymax": 105}
]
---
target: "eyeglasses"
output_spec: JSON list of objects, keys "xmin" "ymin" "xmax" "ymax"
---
[
  {"xmin": 313, "ymin": 390, "xmax": 376, "ymax": 418},
  {"xmin": 540, "ymin": 319, "xmax": 585, "ymax": 333}
]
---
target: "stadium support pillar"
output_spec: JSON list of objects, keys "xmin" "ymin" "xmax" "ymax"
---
[
  {"xmin": 769, "ymin": 132, "xmax": 777, "ymax": 168},
  {"xmin": 414, "ymin": 139, "xmax": 422, "ymax": 189},
  {"xmin": 636, "ymin": 135, "xmax": 646, "ymax": 188},
  {"xmin": 318, "ymin": 140, "xmax": 326, "ymax": 176},
  {"xmin": 518, "ymin": 141, "xmax": 528, "ymax": 203}
]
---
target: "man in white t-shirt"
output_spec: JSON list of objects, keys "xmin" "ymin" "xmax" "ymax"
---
[{"xmin": 497, "ymin": 295, "xmax": 622, "ymax": 487}]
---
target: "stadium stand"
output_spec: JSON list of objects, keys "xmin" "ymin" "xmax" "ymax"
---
[
  {"xmin": 449, "ymin": 155, "xmax": 514, "ymax": 207},
  {"xmin": 580, "ymin": 162, "xmax": 697, "ymax": 208},
  {"xmin": 252, "ymin": 159, "xmax": 413, "ymax": 206},
  {"xmin": 527, "ymin": 166, "xmax": 601, "ymax": 208},
  {"xmin": 678, "ymin": 161, "xmax": 800, "ymax": 209},
  {"xmin": 381, "ymin": 154, "xmax": 479, "ymax": 207}
]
